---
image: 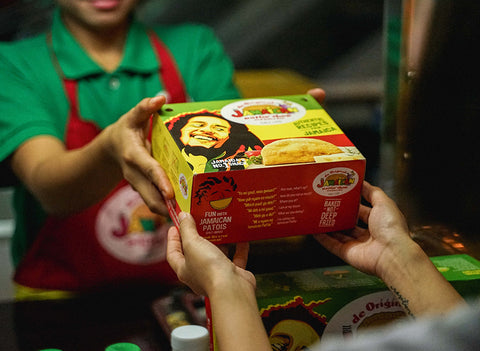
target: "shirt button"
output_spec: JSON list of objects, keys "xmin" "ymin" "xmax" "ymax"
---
[{"xmin": 109, "ymin": 76, "xmax": 121, "ymax": 90}]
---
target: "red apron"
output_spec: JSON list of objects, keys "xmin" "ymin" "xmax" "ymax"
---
[{"xmin": 14, "ymin": 32, "xmax": 187, "ymax": 292}]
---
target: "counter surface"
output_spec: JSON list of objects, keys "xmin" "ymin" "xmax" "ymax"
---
[{"xmin": 0, "ymin": 291, "xmax": 171, "ymax": 351}]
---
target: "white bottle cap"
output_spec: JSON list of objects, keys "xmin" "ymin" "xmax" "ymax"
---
[{"xmin": 171, "ymin": 325, "xmax": 209, "ymax": 351}]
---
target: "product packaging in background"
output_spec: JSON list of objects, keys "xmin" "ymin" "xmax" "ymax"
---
[
  {"xmin": 204, "ymin": 254, "xmax": 480, "ymax": 351},
  {"xmin": 152, "ymin": 95, "xmax": 365, "ymax": 244},
  {"xmin": 151, "ymin": 288, "xmax": 207, "ymax": 339}
]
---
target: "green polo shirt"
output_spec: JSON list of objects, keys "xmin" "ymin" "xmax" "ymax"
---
[{"xmin": 0, "ymin": 10, "xmax": 240, "ymax": 266}]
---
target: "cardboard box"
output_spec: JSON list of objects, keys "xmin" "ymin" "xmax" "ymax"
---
[
  {"xmin": 255, "ymin": 254, "xmax": 480, "ymax": 349},
  {"xmin": 429, "ymin": 254, "xmax": 480, "ymax": 298},
  {"xmin": 152, "ymin": 95, "xmax": 365, "ymax": 244},
  {"xmin": 205, "ymin": 254, "xmax": 480, "ymax": 350}
]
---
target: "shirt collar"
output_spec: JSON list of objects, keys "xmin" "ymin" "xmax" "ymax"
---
[
  {"xmin": 121, "ymin": 20, "xmax": 159, "ymax": 73},
  {"xmin": 50, "ymin": 9, "xmax": 159, "ymax": 79}
]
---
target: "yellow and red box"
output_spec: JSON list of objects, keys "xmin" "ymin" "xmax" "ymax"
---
[{"xmin": 152, "ymin": 95, "xmax": 365, "ymax": 244}]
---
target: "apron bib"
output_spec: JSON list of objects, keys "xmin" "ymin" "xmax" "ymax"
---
[{"xmin": 14, "ymin": 31, "xmax": 187, "ymax": 291}]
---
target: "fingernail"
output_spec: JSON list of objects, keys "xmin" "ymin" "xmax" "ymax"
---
[
  {"xmin": 178, "ymin": 212, "xmax": 189, "ymax": 221},
  {"xmin": 150, "ymin": 96, "xmax": 165, "ymax": 105}
]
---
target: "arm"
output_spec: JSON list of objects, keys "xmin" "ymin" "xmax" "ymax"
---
[
  {"xmin": 314, "ymin": 181, "xmax": 465, "ymax": 317},
  {"xmin": 9, "ymin": 84, "xmax": 325, "ymax": 217},
  {"xmin": 166, "ymin": 212, "xmax": 271, "ymax": 351},
  {"xmin": 10, "ymin": 96, "xmax": 174, "ymax": 216}
]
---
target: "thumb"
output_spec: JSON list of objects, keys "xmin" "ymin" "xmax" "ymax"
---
[
  {"xmin": 177, "ymin": 212, "xmax": 200, "ymax": 243},
  {"xmin": 129, "ymin": 96, "xmax": 166, "ymax": 127}
]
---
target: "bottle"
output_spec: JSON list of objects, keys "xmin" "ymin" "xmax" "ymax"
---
[
  {"xmin": 165, "ymin": 289, "xmax": 193, "ymax": 331},
  {"xmin": 171, "ymin": 325, "xmax": 209, "ymax": 351},
  {"xmin": 104, "ymin": 342, "xmax": 141, "ymax": 351}
]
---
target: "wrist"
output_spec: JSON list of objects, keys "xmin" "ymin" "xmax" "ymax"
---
[
  {"xmin": 376, "ymin": 237, "xmax": 427, "ymax": 284},
  {"xmin": 207, "ymin": 272, "xmax": 271, "ymax": 351},
  {"xmin": 376, "ymin": 238, "xmax": 465, "ymax": 316},
  {"xmin": 97, "ymin": 125, "xmax": 117, "ymax": 163},
  {"xmin": 208, "ymin": 271, "xmax": 256, "ymax": 303},
  {"xmin": 95, "ymin": 125, "xmax": 125, "ymax": 178},
  {"xmin": 207, "ymin": 269, "xmax": 259, "ymax": 319}
]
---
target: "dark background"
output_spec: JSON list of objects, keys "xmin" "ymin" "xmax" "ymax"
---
[{"xmin": 1, "ymin": 0, "xmax": 384, "ymax": 79}]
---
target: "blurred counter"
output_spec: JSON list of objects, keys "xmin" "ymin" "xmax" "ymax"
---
[
  {"xmin": 0, "ymin": 291, "xmax": 172, "ymax": 351},
  {"xmin": 246, "ymin": 221, "xmax": 480, "ymax": 276}
]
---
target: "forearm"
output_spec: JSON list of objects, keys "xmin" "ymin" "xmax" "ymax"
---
[
  {"xmin": 12, "ymin": 97, "xmax": 173, "ymax": 217},
  {"xmin": 208, "ymin": 279, "xmax": 271, "ymax": 351},
  {"xmin": 11, "ymin": 133, "xmax": 123, "ymax": 215},
  {"xmin": 378, "ymin": 240, "xmax": 465, "ymax": 317}
]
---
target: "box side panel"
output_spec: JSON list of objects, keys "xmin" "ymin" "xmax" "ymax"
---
[
  {"xmin": 189, "ymin": 159, "xmax": 365, "ymax": 244},
  {"xmin": 431, "ymin": 254, "xmax": 480, "ymax": 299},
  {"xmin": 152, "ymin": 113, "xmax": 194, "ymax": 213}
]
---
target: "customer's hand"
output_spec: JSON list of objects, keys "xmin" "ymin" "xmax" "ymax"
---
[
  {"xmin": 103, "ymin": 96, "xmax": 174, "ymax": 215},
  {"xmin": 315, "ymin": 181, "xmax": 465, "ymax": 316},
  {"xmin": 314, "ymin": 181, "xmax": 413, "ymax": 279},
  {"xmin": 167, "ymin": 212, "xmax": 256, "ymax": 297}
]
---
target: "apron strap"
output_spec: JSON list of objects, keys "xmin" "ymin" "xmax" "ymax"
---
[
  {"xmin": 63, "ymin": 78, "xmax": 79, "ymax": 116},
  {"xmin": 63, "ymin": 77, "xmax": 102, "ymax": 150},
  {"xmin": 148, "ymin": 30, "xmax": 188, "ymax": 103}
]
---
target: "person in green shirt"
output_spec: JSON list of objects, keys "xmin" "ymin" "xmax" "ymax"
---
[{"xmin": 0, "ymin": 0, "xmax": 324, "ymax": 299}]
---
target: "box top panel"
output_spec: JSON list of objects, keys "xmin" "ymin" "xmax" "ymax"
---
[{"xmin": 156, "ymin": 94, "xmax": 365, "ymax": 174}]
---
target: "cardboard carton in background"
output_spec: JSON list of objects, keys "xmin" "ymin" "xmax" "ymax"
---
[
  {"xmin": 256, "ymin": 254, "xmax": 480, "ymax": 349},
  {"xmin": 204, "ymin": 254, "xmax": 480, "ymax": 350},
  {"xmin": 152, "ymin": 95, "xmax": 366, "ymax": 244}
]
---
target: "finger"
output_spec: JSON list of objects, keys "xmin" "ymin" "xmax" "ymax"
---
[
  {"xmin": 148, "ymin": 95, "xmax": 167, "ymax": 110},
  {"xmin": 362, "ymin": 181, "xmax": 390, "ymax": 208},
  {"xmin": 126, "ymin": 98, "xmax": 172, "ymax": 198},
  {"xmin": 237, "ymin": 269, "xmax": 257, "ymax": 290},
  {"xmin": 232, "ymin": 242, "xmax": 249, "ymax": 269},
  {"xmin": 145, "ymin": 139, "xmax": 152, "ymax": 154},
  {"xmin": 348, "ymin": 226, "xmax": 369, "ymax": 240},
  {"xmin": 329, "ymin": 231, "xmax": 356, "ymax": 244},
  {"xmin": 129, "ymin": 96, "xmax": 166, "ymax": 128},
  {"xmin": 362, "ymin": 181, "xmax": 404, "ymax": 220},
  {"xmin": 313, "ymin": 232, "xmax": 347, "ymax": 256},
  {"xmin": 166, "ymin": 225, "xmax": 185, "ymax": 273},
  {"xmin": 147, "ymin": 162, "xmax": 174, "ymax": 199},
  {"xmin": 357, "ymin": 203, "xmax": 372, "ymax": 226},
  {"xmin": 123, "ymin": 146, "xmax": 174, "ymax": 200},
  {"xmin": 124, "ymin": 167, "xmax": 169, "ymax": 215},
  {"xmin": 177, "ymin": 212, "xmax": 200, "ymax": 244},
  {"xmin": 307, "ymin": 88, "xmax": 326, "ymax": 104}
]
